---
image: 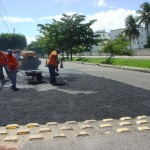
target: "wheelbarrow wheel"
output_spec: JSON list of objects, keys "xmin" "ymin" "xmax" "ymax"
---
[{"xmin": 37, "ymin": 74, "xmax": 43, "ymax": 83}]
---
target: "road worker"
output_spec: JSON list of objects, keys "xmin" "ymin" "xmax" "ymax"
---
[
  {"xmin": 6, "ymin": 49, "xmax": 19, "ymax": 91},
  {"xmin": 47, "ymin": 49, "xmax": 60, "ymax": 85}
]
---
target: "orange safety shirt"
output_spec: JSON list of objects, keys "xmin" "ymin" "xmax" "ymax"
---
[
  {"xmin": 6, "ymin": 54, "xmax": 18, "ymax": 70},
  {"xmin": 0, "ymin": 51, "xmax": 6, "ymax": 65},
  {"xmin": 47, "ymin": 50, "xmax": 58, "ymax": 68}
]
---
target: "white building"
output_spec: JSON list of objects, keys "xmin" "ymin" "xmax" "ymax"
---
[
  {"xmin": 110, "ymin": 28, "xmax": 124, "ymax": 40},
  {"xmin": 92, "ymin": 30, "xmax": 111, "ymax": 52},
  {"xmin": 110, "ymin": 27, "xmax": 147, "ymax": 49},
  {"xmin": 92, "ymin": 27, "xmax": 148, "ymax": 51}
]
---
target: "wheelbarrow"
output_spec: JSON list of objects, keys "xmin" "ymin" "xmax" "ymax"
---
[{"xmin": 19, "ymin": 70, "xmax": 43, "ymax": 84}]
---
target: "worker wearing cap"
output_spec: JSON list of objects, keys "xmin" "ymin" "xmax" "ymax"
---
[
  {"xmin": 6, "ymin": 49, "xmax": 19, "ymax": 91},
  {"xmin": 47, "ymin": 49, "xmax": 60, "ymax": 85}
]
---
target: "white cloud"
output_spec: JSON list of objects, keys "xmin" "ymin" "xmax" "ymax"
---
[
  {"xmin": 38, "ymin": 9, "xmax": 137, "ymax": 33},
  {"xmin": 86, "ymin": 9, "xmax": 137, "ymax": 32},
  {"xmin": 26, "ymin": 35, "xmax": 36, "ymax": 44},
  {"xmin": 38, "ymin": 12, "xmax": 76, "ymax": 21},
  {"xmin": 38, "ymin": 9, "xmax": 137, "ymax": 36},
  {"xmin": 97, "ymin": 0, "xmax": 106, "ymax": 7},
  {"xmin": 38, "ymin": 16, "xmax": 54, "ymax": 21},
  {"xmin": 3, "ymin": 17, "xmax": 35, "ymax": 23}
]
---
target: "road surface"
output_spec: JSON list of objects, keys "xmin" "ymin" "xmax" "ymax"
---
[{"xmin": 0, "ymin": 59, "xmax": 150, "ymax": 150}]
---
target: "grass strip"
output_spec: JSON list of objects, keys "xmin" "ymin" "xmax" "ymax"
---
[{"xmin": 73, "ymin": 57, "xmax": 150, "ymax": 69}]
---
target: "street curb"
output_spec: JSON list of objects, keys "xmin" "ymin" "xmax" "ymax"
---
[{"xmin": 70, "ymin": 61, "xmax": 150, "ymax": 73}]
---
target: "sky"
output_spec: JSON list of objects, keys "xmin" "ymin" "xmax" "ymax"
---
[{"xmin": 0, "ymin": 0, "xmax": 149, "ymax": 44}]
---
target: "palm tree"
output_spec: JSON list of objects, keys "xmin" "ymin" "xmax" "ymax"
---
[
  {"xmin": 136, "ymin": 2, "xmax": 150, "ymax": 37},
  {"xmin": 124, "ymin": 15, "xmax": 140, "ymax": 49}
]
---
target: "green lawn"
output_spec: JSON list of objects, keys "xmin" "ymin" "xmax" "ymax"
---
[{"xmin": 73, "ymin": 57, "xmax": 150, "ymax": 69}]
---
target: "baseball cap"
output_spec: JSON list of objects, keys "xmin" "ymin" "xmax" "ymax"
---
[
  {"xmin": 55, "ymin": 49, "xmax": 62, "ymax": 53},
  {"xmin": 7, "ymin": 49, "xmax": 13, "ymax": 54}
]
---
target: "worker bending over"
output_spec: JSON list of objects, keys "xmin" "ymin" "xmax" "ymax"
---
[{"xmin": 47, "ymin": 49, "xmax": 60, "ymax": 86}]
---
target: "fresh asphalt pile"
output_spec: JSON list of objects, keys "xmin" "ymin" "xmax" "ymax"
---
[{"xmin": 0, "ymin": 67, "xmax": 150, "ymax": 126}]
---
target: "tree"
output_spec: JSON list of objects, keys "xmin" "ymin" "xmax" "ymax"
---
[
  {"xmin": 100, "ymin": 35, "xmax": 131, "ymax": 63},
  {"xmin": 37, "ymin": 14, "xmax": 98, "ymax": 60},
  {"xmin": 37, "ymin": 22, "xmax": 62, "ymax": 55},
  {"xmin": 26, "ymin": 41, "xmax": 44, "ymax": 57},
  {"xmin": 72, "ymin": 46, "xmax": 87, "ymax": 57},
  {"xmin": 0, "ymin": 33, "xmax": 27, "ymax": 50},
  {"xmin": 136, "ymin": 2, "xmax": 150, "ymax": 37},
  {"xmin": 124, "ymin": 15, "xmax": 140, "ymax": 49}
]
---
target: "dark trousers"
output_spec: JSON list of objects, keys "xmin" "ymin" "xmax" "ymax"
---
[
  {"xmin": 0, "ymin": 65, "xmax": 4, "ymax": 80},
  {"xmin": 10, "ymin": 70, "xmax": 17, "ymax": 88},
  {"xmin": 48, "ymin": 65, "xmax": 56, "ymax": 84}
]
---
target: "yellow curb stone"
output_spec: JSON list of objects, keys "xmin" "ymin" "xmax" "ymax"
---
[
  {"xmin": 119, "ymin": 121, "xmax": 132, "ymax": 126},
  {"xmin": 5, "ymin": 136, "xmax": 18, "ymax": 141},
  {"xmin": 137, "ymin": 116, "xmax": 148, "ymax": 119},
  {"xmin": 116, "ymin": 128, "xmax": 130, "ymax": 133},
  {"xmin": 60, "ymin": 126, "xmax": 73, "ymax": 131},
  {"xmin": 66, "ymin": 121, "xmax": 77, "ymax": 124},
  {"xmin": 0, "ymin": 130, "xmax": 7, "ymax": 135},
  {"xmin": 102, "ymin": 118, "xmax": 113, "ymax": 122},
  {"xmin": 17, "ymin": 129, "xmax": 30, "ymax": 135},
  {"xmin": 100, "ymin": 123, "xmax": 112, "ymax": 128},
  {"xmin": 39, "ymin": 127, "xmax": 51, "ymax": 133},
  {"xmin": 26, "ymin": 123, "xmax": 40, "ymax": 128},
  {"xmin": 137, "ymin": 126, "xmax": 150, "ymax": 131},
  {"xmin": 80, "ymin": 125, "xmax": 93, "ymax": 129},
  {"xmin": 6, "ymin": 124, "xmax": 19, "ymax": 129},
  {"xmin": 29, "ymin": 135, "xmax": 44, "ymax": 141},
  {"xmin": 120, "ymin": 117, "xmax": 132, "ymax": 121},
  {"xmin": 136, "ymin": 120, "xmax": 149, "ymax": 125},
  {"xmin": 84, "ymin": 120, "xmax": 96, "ymax": 123},
  {"xmin": 77, "ymin": 131, "xmax": 89, "ymax": 137},
  {"xmin": 53, "ymin": 133, "xmax": 66, "ymax": 138},
  {"xmin": 46, "ymin": 122, "xmax": 58, "ymax": 126}
]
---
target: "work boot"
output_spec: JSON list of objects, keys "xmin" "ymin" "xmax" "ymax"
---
[
  {"xmin": 50, "ymin": 82, "xmax": 59, "ymax": 86},
  {"xmin": 1, "ymin": 79, "xmax": 5, "ymax": 86},
  {"xmin": 12, "ymin": 87, "xmax": 19, "ymax": 91}
]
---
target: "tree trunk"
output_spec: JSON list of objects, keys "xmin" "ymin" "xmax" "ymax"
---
[
  {"xmin": 129, "ymin": 36, "xmax": 132, "ymax": 50},
  {"xmin": 70, "ymin": 46, "xmax": 73, "ymax": 61}
]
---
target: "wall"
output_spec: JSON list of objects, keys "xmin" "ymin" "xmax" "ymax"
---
[{"xmin": 133, "ymin": 48, "xmax": 150, "ymax": 56}]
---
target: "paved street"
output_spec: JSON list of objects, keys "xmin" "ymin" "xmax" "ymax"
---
[
  {"xmin": 1, "ymin": 59, "xmax": 150, "ymax": 125},
  {"xmin": 0, "ymin": 58, "xmax": 150, "ymax": 150}
]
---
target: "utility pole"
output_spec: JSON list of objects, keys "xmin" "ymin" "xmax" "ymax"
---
[{"xmin": 13, "ymin": 28, "xmax": 15, "ymax": 34}]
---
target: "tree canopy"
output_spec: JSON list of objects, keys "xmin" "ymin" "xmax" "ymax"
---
[
  {"xmin": 0, "ymin": 33, "xmax": 27, "ymax": 51},
  {"xmin": 124, "ymin": 14, "xmax": 140, "ymax": 49},
  {"xmin": 26, "ymin": 41, "xmax": 44, "ymax": 57},
  {"xmin": 100, "ymin": 35, "xmax": 131, "ymax": 63},
  {"xmin": 37, "ymin": 14, "xmax": 98, "ymax": 60},
  {"xmin": 136, "ymin": 2, "xmax": 150, "ymax": 37}
]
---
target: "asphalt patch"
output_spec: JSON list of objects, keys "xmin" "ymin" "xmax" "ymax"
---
[{"xmin": 0, "ymin": 73, "xmax": 150, "ymax": 126}]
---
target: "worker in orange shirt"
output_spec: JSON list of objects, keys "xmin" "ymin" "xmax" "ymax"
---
[
  {"xmin": 47, "ymin": 49, "xmax": 60, "ymax": 85},
  {"xmin": 0, "ymin": 51, "xmax": 6, "ymax": 88},
  {"xmin": 6, "ymin": 49, "xmax": 19, "ymax": 91}
]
